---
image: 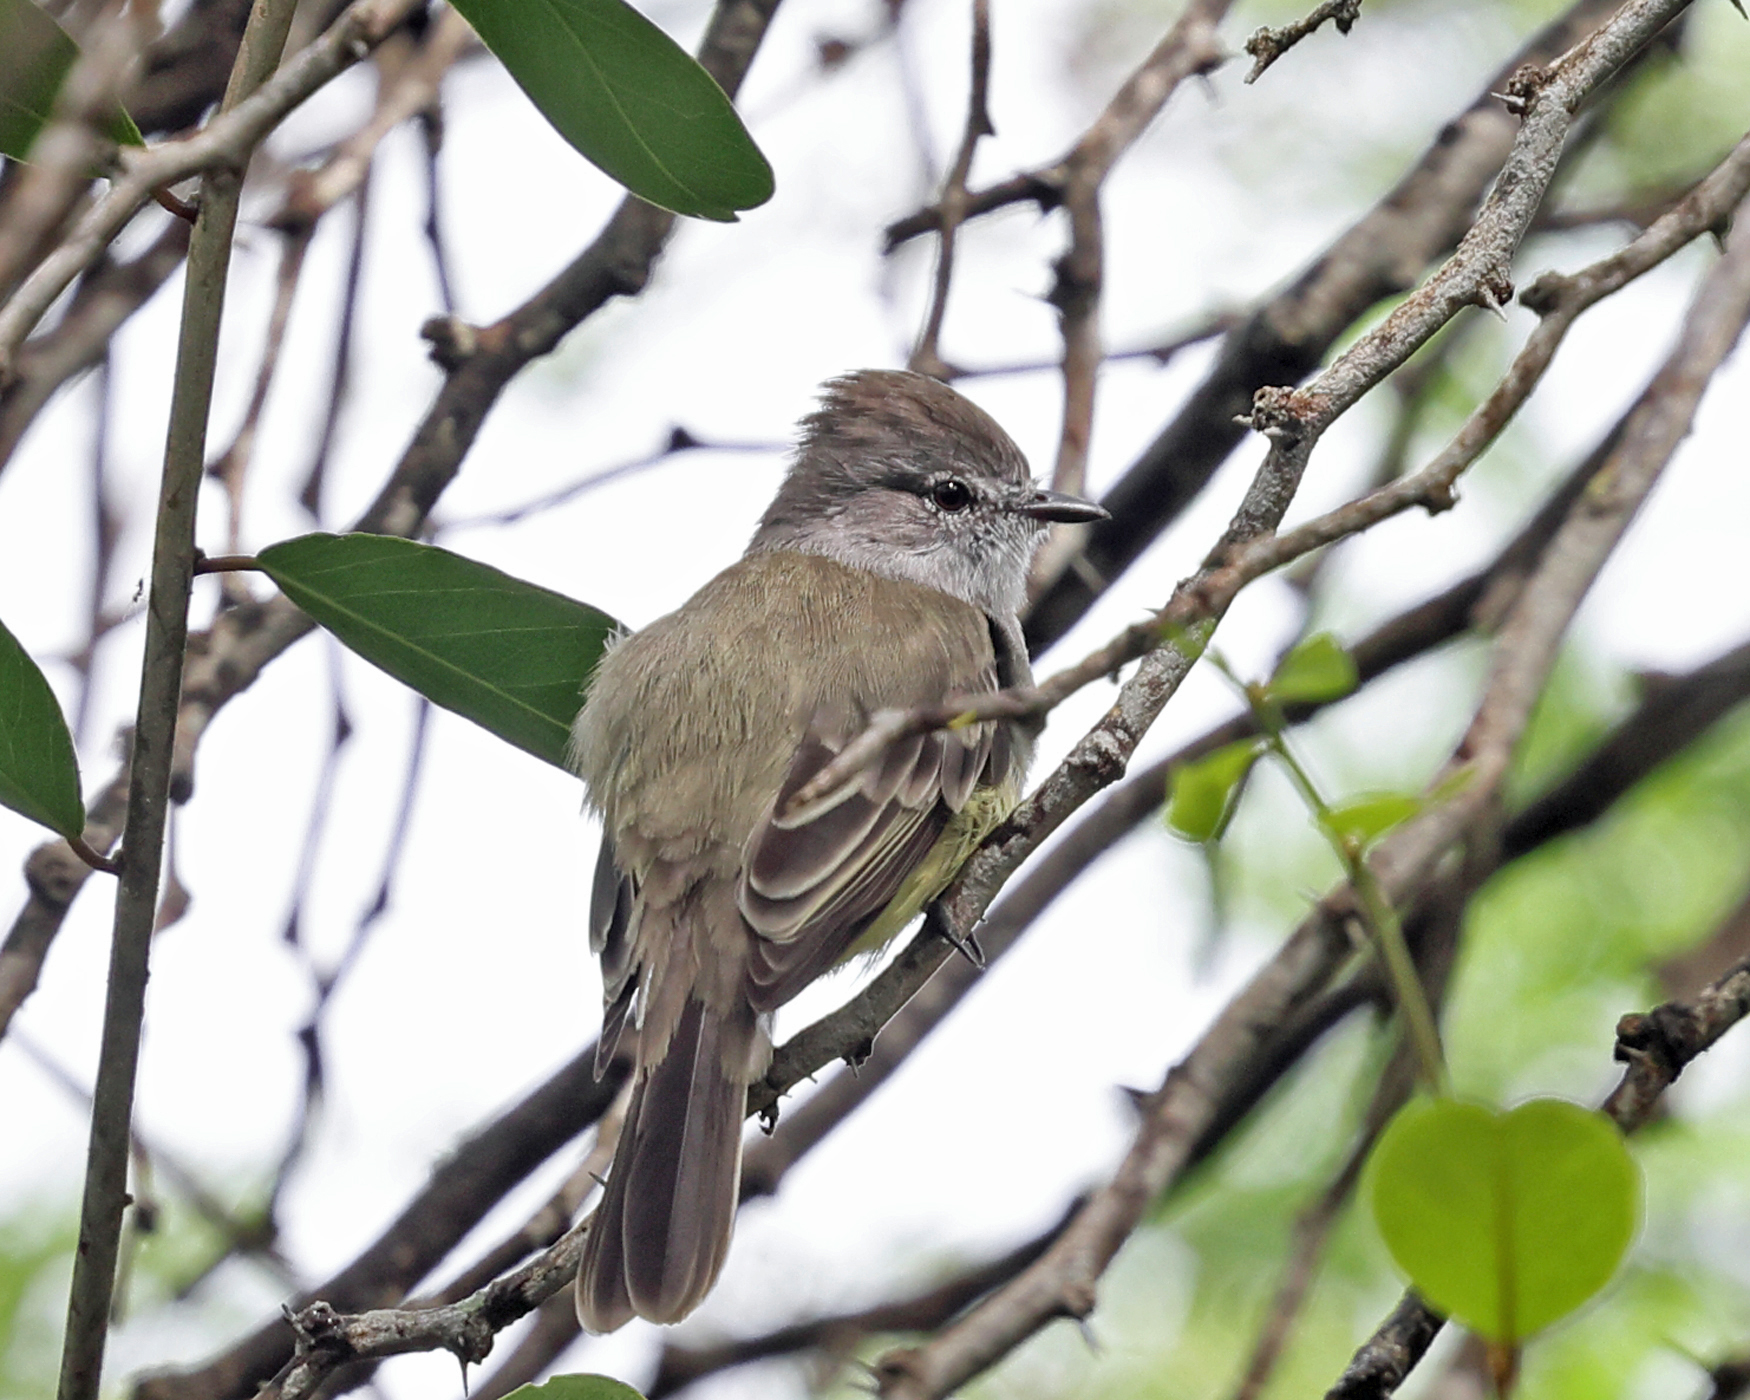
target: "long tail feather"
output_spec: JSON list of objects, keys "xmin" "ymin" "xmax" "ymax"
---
[{"xmin": 576, "ymin": 997, "xmax": 751, "ymax": 1330}]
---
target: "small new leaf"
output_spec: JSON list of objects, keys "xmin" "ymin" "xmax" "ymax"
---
[
  {"xmin": 0, "ymin": 0, "xmax": 143, "ymax": 161},
  {"xmin": 1370, "ymin": 1097, "xmax": 1640, "ymax": 1344},
  {"xmin": 257, "ymin": 534, "xmax": 618, "ymax": 770},
  {"xmin": 1323, "ymin": 791, "xmax": 1422, "ymax": 849},
  {"xmin": 448, "ymin": 0, "xmax": 773, "ymax": 221},
  {"xmin": 1268, "ymin": 632, "xmax": 1358, "ymax": 704},
  {"xmin": 1166, "ymin": 739, "xmax": 1264, "ymax": 843},
  {"xmin": 504, "ymin": 1377, "xmax": 647, "ymax": 1400},
  {"xmin": 0, "ymin": 615, "xmax": 85, "ymax": 839}
]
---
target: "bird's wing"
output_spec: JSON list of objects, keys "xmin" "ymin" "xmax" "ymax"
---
[
  {"xmin": 737, "ymin": 664, "xmax": 1008, "ymax": 1011},
  {"xmin": 590, "ymin": 834, "xmax": 639, "ymax": 1075}
]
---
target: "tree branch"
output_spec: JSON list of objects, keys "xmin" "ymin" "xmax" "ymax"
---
[
  {"xmin": 1329, "ymin": 947, "xmax": 1750, "ymax": 1400},
  {"xmin": 1023, "ymin": 0, "xmax": 1643, "ymax": 652},
  {"xmin": 907, "ymin": 0, "xmax": 992, "ymax": 380},
  {"xmin": 57, "ymin": 3, "xmax": 302, "ymax": 1392},
  {"xmin": 0, "ymin": 0, "xmax": 422, "ymax": 374},
  {"xmin": 1243, "ymin": 0, "xmax": 1363, "ymax": 83}
]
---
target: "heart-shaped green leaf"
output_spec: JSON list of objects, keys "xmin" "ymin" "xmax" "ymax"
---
[
  {"xmin": 1268, "ymin": 631, "xmax": 1358, "ymax": 705},
  {"xmin": 257, "ymin": 534, "xmax": 618, "ymax": 770},
  {"xmin": 1370, "ymin": 1097, "xmax": 1640, "ymax": 1343},
  {"xmin": 448, "ymin": 0, "xmax": 773, "ymax": 221},
  {"xmin": 0, "ymin": 0, "xmax": 143, "ymax": 161},
  {"xmin": 1323, "ymin": 791, "xmax": 1422, "ymax": 848},
  {"xmin": 0, "ymin": 614, "xmax": 84, "ymax": 839},
  {"xmin": 504, "ymin": 1377, "xmax": 646, "ymax": 1400},
  {"xmin": 1166, "ymin": 739, "xmax": 1264, "ymax": 843}
]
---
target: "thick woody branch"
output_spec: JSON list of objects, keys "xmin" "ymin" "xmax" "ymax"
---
[
  {"xmin": 1219, "ymin": 0, "xmax": 1697, "ymax": 552},
  {"xmin": 1325, "ymin": 191, "xmax": 1750, "ymax": 1400},
  {"xmin": 870, "ymin": 88, "xmax": 1744, "ymax": 1399},
  {"xmin": 1371, "ymin": 176, "xmax": 1750, "ymax": 908},
  {"xmin": 132, "ymin": 1049, "xmax": 624, "ymax": 1400},
  {"xmin": 649, "ymin": 1208, "xmax": 1076, "ymax": 1398}
]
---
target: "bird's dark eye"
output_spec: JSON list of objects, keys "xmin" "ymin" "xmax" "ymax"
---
[{"xmin": 931, "ymin": 478, "xmax": 972, "ymax": 512}]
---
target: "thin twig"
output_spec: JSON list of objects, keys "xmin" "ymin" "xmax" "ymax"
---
[
  {"xmin": 1244, "ymin": 0, "xmax": 1364, "ymax": 83},
  {"xmin": 298, "ymin": 170, "xmax": 371, "ymax": 519},
  {"xmin": 907, "ymin": 0, "xmax": 992, "ymax": 380},
  {"xmin": 434, "ymin": 434, "xmax": 784, "ymax": 531},
  {"xmin": 0, "ymin": 217, "xmax": 192, "ymax": 473},
  {"xmin": 0, "ymin": 0, "xmax": 422, "ymax": 374},
  {"xmin": 947, "ymin": 312, "xmax": 1240, "ymax": 380},
  {"xmin": 209, "ymin": 224, "xmax": 313, "ymax": 557},
  {"xmin": 0, "ymin": 8, "xmax": 150, "ymax": 301}
]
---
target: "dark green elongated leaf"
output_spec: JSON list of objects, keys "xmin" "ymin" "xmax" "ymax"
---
[
  {"xmin": 449, "ymin": 0, "xmax": 773, "ymax": 221},
  {"xmin": 1370, "ymin": 1096, "xmax": 1641, "ymax": 1343},
  {"xmin": 1268, "ymin": 631, "xmax": 1358, "ymax": 704},
  {"xmin": 257, "ymin": 534, "xmax": 618, "ymax": 770},
  {"xmin": 0, "ymin": 0, "xmax": 142, "ymax": 161},
  {"xmin": 0, "ymin": 614, "xmax": 84, "ymax": 839},
  {"xmin": 1166, "ymin": 739, "xmax": 1264, "ymax": 843},
  {"xmin": 1323, "ymin": 790, "xmax": 1422, "ymax": 848},
  {"xmin": 504, "ymin": 1376, "xmax": 646, "ymax": 1400}
]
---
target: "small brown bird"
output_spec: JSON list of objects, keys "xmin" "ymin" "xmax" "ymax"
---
[{"xmin": 568, "ymin": 370, "xmax": 1104, "ymax": 1329}]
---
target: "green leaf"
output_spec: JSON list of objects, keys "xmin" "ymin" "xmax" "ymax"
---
[
  {"xmin": 257, "ymin": 534, "xmax": 618, "ymax": 770},
  {"xmin": 1370, "ymin": 1097, "xmax": 1641, "ymax": 1343},
  {"xmin": 448, "ymin": 0, "xmax": 773, "ymax": 221},
  {"xmin": 0, "ymin": 614, "xmax": 84, "ymax": 839},
  {"xmin": 503, "ymin": 1377, "xmax": 647, "ymax": 1400},
  {"xmin": 1166, "ymin": 739, "xmax": 1264, "ymax": 843},
  {"xmin": 1323, "ymin": 791, "xmax": 1422, "ymax": 848},
  {"xmin": 0, "ymin": 0, "xmax": 142, "ymax": 161},
  {"xmin": 1268, "ymin": 632, "xmax": 1358, "ymax": 705}
]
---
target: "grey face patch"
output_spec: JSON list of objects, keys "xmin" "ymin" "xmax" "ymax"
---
[{"xmin": 748, "ymin": 371, "xmax": 1055, "ymax": 619}]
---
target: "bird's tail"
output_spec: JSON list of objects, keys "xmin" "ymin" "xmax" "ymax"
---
[{"xmin": 576, "ymin": 996, "xmax": 756, "ymax": 1331}]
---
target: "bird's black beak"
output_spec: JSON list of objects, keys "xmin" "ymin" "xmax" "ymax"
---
[{"xmin": 1014, "ymin": 488, "xmax": 1109, "ymax": 524}]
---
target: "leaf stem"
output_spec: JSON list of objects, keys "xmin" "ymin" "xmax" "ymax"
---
[
  {"xmin": 192, "ymin": 552, "xmax": 263, "ymax": 574},
  {"xmin": 66, "ymin": 836, "xmax": 120, "ymax": 876},
  {"xmin": 1236, "ymin": 667, "xmax": 1450, "ymax": 1094}
]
